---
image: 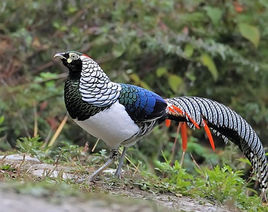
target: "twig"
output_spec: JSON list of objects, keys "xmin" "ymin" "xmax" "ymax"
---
[
  {"xmin": 33, "ymin": 61, "xmax": 54, "ymax": 74},
  {"xmin": 180, "ymin": 151, "xmax": 186, "ymax": 166},
  {"xmin": 118, "ymin": 148, "xmax": 140, "ymax": 173},
  {"xmin": 170, "ymin": 123, "xmax": 181, "ymax": 166},
  {"xmin": 0, "ymin": 154, "xmax": 7, "ymax": 162},
  {"xmin": 190, "ymin": 153, "xmax": 201, "ymax": 170},
  {"xmin": 125, "ymin": 155, "xmax": 140, "ymax": 172},
  {"xmin": 91, "ymin": 138, "xmax": 100, "ymax": 152},
  {"xmin": 133, "ymin": 162, "xmax": 140, "ymax": 175},
  {"xmin": 42, "ymin": 128, "xmax": 53, "ymax": 148},
  {"xmin": 48, "ymin": 115, "xmax": 68, "ymax": 147},
  {"xmin": 17, "ymin": 154, "xmax": 26, "ymax": 177},
  {"xmin": 33, "ymin": 101, "xmax": 38, "ymax": 137}
]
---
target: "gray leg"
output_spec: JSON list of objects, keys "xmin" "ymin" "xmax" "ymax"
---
[
  {"xmin": 261, "ymin": 190, "xmax": 267, "ymax": 202},
  {"xmin": 88, "ymin": 149, "xmax": 118, "ymax": 182},
  {"xmin": 114, "ymin": 147, "xmax": 128, "ymax": 178}
]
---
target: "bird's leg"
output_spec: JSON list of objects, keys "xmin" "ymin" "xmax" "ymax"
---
[
  {"xmin": 115, "ymin": 147, "xmax": 128, "ymax": 178},
  {"xmin": 261, "ymin": 190, "xmax": 267, "ymax": 202},
  {"xmin": 88, "ymin": 149, "xmax": 118, "ymax": 182}
]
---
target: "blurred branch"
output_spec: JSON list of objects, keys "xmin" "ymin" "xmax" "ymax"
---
[{"xmin": 33, "ymin": 61, "xmax": 54, "ymax": 74}]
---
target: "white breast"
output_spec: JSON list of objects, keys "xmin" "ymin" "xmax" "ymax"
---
[{"xmin": 73, "ymin": 101, "xmax": 139, "ymax": 149}]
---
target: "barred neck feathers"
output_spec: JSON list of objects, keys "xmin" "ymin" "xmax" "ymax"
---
[
  {"xmin": 64, "ymin": 79, "xmax": 106, "ymax": 121},
  {"xmin": 79, "ymin": 55, "xmax": 121, "ymax": 107}
]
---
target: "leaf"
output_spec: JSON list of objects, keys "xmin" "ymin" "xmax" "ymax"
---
[
  {"xmin": 92, "ymin": 35, "xmax": 109, "ymax": 46},
  {"xmin": 168, "ymin": 74, "xmax": 182, "ymax": 92},
  {"xmin": 183, "ymin": 44, "xmax": 194, "ymax": 58},
  {"xmin": 0, "ymin": 116, "xmax": 4, "ymax": 124},
  {"xmin": 129, "ymin": 73, "xmax": 140, "ymax": 83},
  {"xmin": 238, "ymin": 23, "xmax": 260, "ymax": 48},
  {"xmin": 200, "ymin": 53, "xmax": 218, "ymax": 81},
  {"xmin": 237, "ymin": 158, "xmax": 251, "ymax": 166},
  {"xmin": 129, "ymin": 74, "xmax": 150, "ymax": 90},
  {"xmin": 112, "ymin": 44, "xmax": 125, "ymax": 58},
  {"xmin": 129, "ymin": 43, "xmax": 141, "ymax": 55},
  {"xmin": 156, "ymin": 67, "xmax": 167, "ymax": 77},
  {"xmin": 67, "ymin": 4, "xmax": 78, "ymax": 14},
  {"xmin": 40, "ymin": 72, "xmax": 59, "ymax": 79},
  {"xmin": 204, "ymin": 7, "xmax": 223, "ymax": 25}
]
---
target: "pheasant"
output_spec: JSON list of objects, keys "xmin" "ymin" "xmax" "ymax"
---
[{"xmin": 54, "ymin": 51, "xmax": 268, "ymax": 196}]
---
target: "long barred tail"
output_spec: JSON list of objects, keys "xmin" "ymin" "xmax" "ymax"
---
[{"xmin": 166, "ymin": 96, "xmax": 268, "ymax": 193}]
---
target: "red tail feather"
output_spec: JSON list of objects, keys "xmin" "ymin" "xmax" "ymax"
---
[
  {"xmin": 203, "ymin": 120, "xmax": 215, "ymax": 151},
  {"xmin": 165, "ymin": 119, "xmax": 171, "ymax": 127},
  {"xmin": 167, "ymin": 104, "xmax": 215, "ymax": 152},
  {"xmin": 181, "ymin": 122, "xmax": 188, "ymax": 152},
  {"xmin": 185, "ymin": 113, "xmax": 200, "ymax": 129},
  {"xmin": 171, "ymin": 105, "xmax": 200, "ymax": 129},
  {"xmin": 171, "ymin": 105, "xmax": 183, "ymax": 115}
]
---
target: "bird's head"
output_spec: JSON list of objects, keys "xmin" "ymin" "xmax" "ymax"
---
[
  {"xmin": 54, "ymin": 50, "xmax": 110, "ymax": 83},
  {"xmin": 54, "ymin": 51, "xmax": 90, "ymax": 74}
]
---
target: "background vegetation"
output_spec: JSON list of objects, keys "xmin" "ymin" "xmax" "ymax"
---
[{"xmin": 0, "ymin": 0, "xmax": 267, "ymax": 210}]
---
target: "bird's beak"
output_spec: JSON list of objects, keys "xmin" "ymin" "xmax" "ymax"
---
[{"xmin": 54, "ymin": 52, "xmax": 66, "ymax": 60}]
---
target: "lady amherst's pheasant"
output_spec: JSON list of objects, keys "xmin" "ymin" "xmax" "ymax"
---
[{"xmin": 54, "ymin": 51, "xmax": 267, "ymax": 196}]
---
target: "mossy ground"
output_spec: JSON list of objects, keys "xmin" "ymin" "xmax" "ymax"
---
[{"xmin": 1, "ymin": 152, "xmax": 265, "ymax": 212}]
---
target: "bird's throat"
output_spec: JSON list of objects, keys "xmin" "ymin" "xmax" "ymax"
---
[{"xmin": 69, "ymin": 71, "xmax": 81, "ymax": 80}]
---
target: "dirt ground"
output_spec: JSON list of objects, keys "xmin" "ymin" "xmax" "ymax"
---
[{"xmin": 0, "ymin": 154, "xmax": 232, "ymax": 212}]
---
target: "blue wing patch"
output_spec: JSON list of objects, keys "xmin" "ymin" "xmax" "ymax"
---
[{"xmin": 119, "ymin": 84, "xmax": 167, "ymax": 122}]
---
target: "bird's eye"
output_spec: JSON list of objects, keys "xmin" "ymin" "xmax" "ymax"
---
[{"xmin": 69, "ymin": 53, "xmax": 78, "ymax": 60}]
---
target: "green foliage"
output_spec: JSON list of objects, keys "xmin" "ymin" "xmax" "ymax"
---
[
  {"xmin": 16, "ymin": 136, "xmax": 83, "ymax": 163},
  {"xmin": 141, "ymin": 160, "xmax": 265, "ymax": 211},
  {"xmin": 1, "ymin": 0, "xmax": 267, "ymax": 145},
  {"xmin": 0, "ymin": 116, "xmax": 6, "ymax": 134},
  {"xmin": 0, "ymin": 164, "xmax": 15, "ymax": 172},
  {"xmin": 200, "ymin": 53, "xmax": 218, "ymax": 81},
  {"xmin": 238, "ymin": 23, "xmax": 260, "ymax": 48},
  {"xmin": 195, "ymin": 166, "xmax": 261, "ymax": 209},
  {"xmin": 155, "ymin": 160, "xmax": 194, "ymax": 195},
  {"xmin": 16, "ymin": 136, "xmax": 44, "ymax": 156},
  {"xmin": 204, "ymin": 6, "xmax": 223, "ymax": 25}
]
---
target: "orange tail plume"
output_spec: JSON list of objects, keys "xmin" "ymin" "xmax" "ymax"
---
[
  {"xmin": 181, "ymin": 122, "xmax": 188, "ymax": 152},
  {"xmin": 165, "ymin": 119, "xmax": 171, "ymax": 127},
  {"xmin": 168, "ymin": 106, "xmax": 176, "ymax": 114},
  {"xmin": 171, "ymin": 105, "xmax": 184, "ymax": 115},
  {"xmin": 203, "ymin": 120, "xmax": 215, "ymax": 151},
  {"xmin": 171, "ymin": 105, "xmax": 200, "ymax": 129},
  {"xmin": 185, "ymin": 113, "xmax": 200, "ymax": 129}
]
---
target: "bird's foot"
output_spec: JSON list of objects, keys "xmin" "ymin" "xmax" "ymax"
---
[
  {"xmin": 87, "ymin": 175, "xmax": 98, "ymax": 182},
  {"xmin": 114, "ymin": 147, "xmax": 128, "ymax": 179},
  {"xmin": 114, "ymin": 168, "xmax": 122, "ymax": 179},
  {"xmin": 75, "ymin": 176, "xmax": 95, "ymax": 184},
  {"xmin": 85, "ymin": 149, "xmax": 119, "ymax": 183}
]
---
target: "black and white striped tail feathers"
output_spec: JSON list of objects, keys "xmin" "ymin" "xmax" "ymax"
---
[{"xmin": 166, "ymin": 96, "xmax": 268, "ymax": 193}]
